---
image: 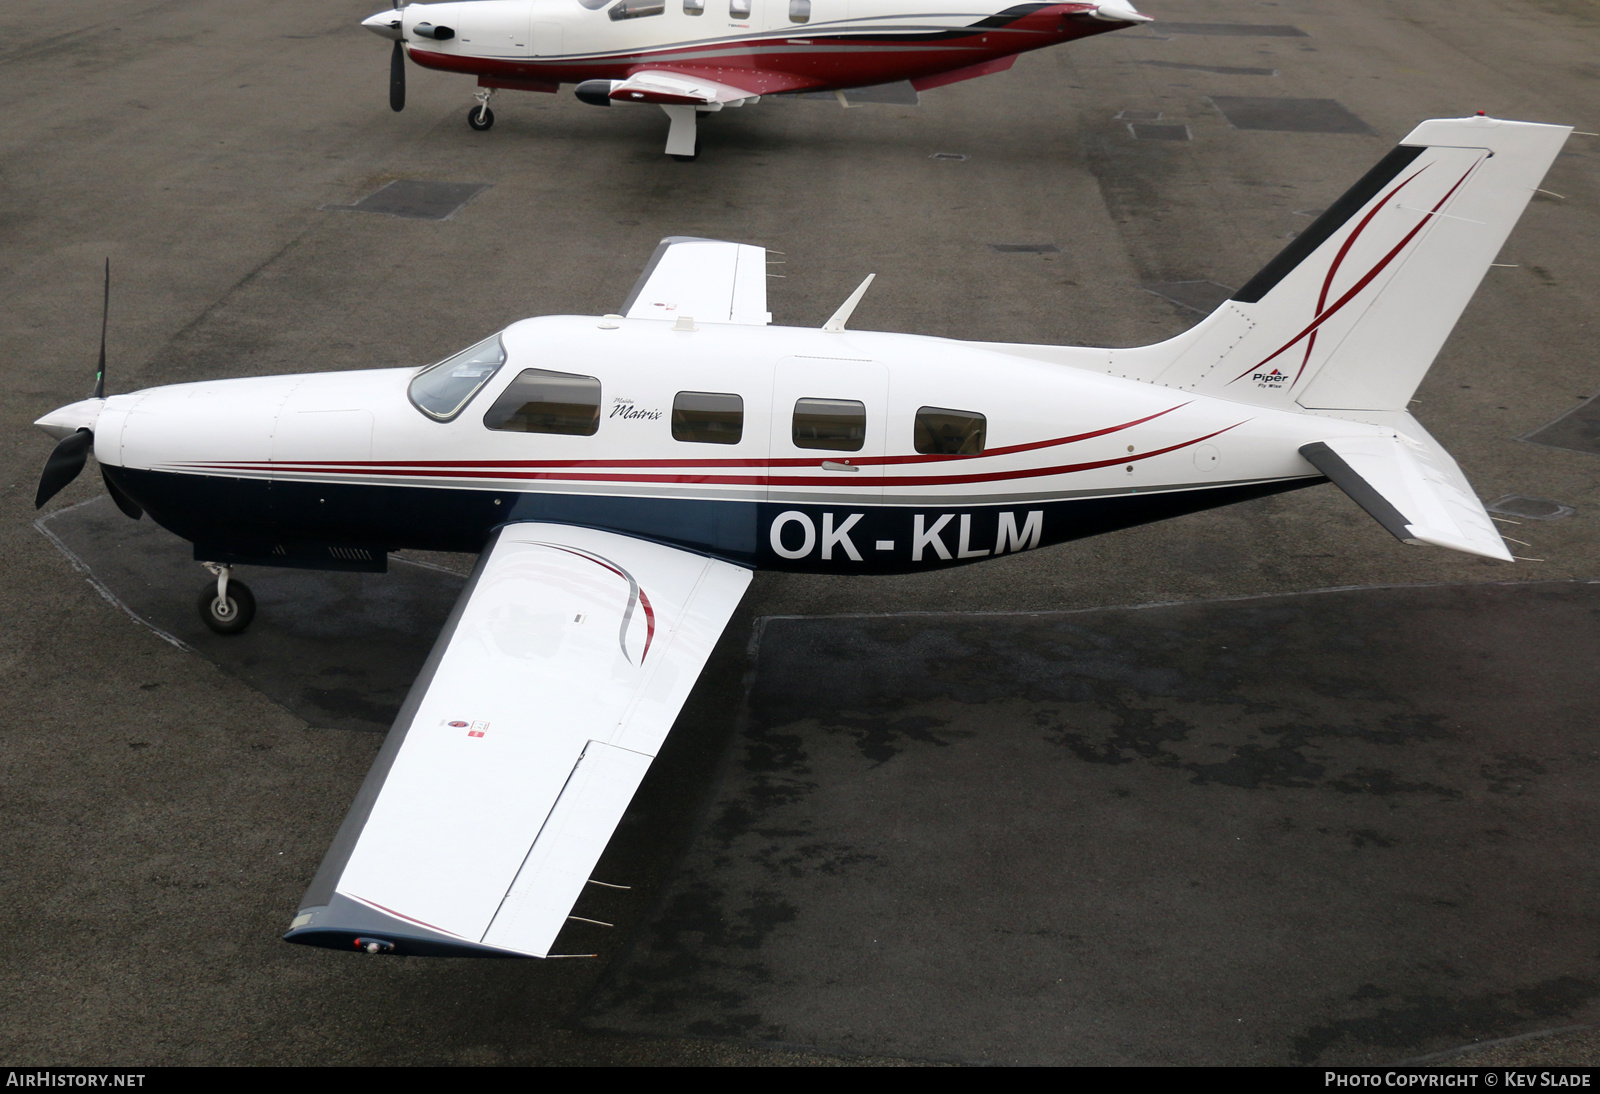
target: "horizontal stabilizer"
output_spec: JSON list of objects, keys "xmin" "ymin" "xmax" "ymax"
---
[{"xmin": 1300, "ymin": 420, "xmax": 1511, "ymax": 561}]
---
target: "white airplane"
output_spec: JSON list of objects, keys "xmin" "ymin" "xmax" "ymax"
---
[
  {"xmin": 361, "ymin": 0, "xmax": 1151, "ymax": 156},
  {"xmin": 33, "ymin": 116, "xmax": 1567, "ymax": 958}
]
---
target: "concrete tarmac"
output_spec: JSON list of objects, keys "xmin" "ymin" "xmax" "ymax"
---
[{"xmin": 3, "ymin": 0, "xmax": 1598, "ymax": 1067}]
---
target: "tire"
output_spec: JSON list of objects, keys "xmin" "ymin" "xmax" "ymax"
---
[
  {"xmin": 198, "ymin": 580, "xmax": 256, "ymax": 636},
  {"xmin": 467, "ymin": 106, "xmax": 495, "ymax": 131}
]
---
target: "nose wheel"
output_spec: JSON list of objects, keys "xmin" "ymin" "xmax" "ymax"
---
[
  {"xmin": 467, "ymin": 88, "xmax": 496, "ymax": 131},
  {"xmin": 198, "ymin": 564, "xmax": 256, "ymax": 636}
]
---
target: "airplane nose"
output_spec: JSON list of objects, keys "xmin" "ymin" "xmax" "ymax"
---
[
  {"xmin": 34, "ymin": 397, "xmax": 104, "ymax": 441},
  {"xmin": 361, "ymin": 9, "xmax": 404, "ymax": 40}
]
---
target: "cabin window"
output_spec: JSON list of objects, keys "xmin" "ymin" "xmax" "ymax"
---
[
  {"xmin": 609, "ymin": 0, "xmax": 665, "ymax": 18},
  {"xmin": 408, "ymin": 335, "xmax": 505, "ymax": 422},
  {"xmin": 673, "ymin": 391, "xmax": 744, "ymax": 444},
  {"xmin": 789, "ymin": 0, "xmax": 810, "ymax": 22},
  {"xmin": 914, "ymin": 406, "xmax": 986, "ymax": 455},
  {"xmin": 483, "ymin": 369, "xmax": 602, "ymax": 436},
  {"xmin": 793, "ymin": 398, "xmax": 866, "ymax": 452},
  {"xmin": 684, "ymin": 0, "xmax": 704, "ymax": 12},
  {"xmin": 729, "ymin": 0, "xmax": 751, "ymax": 17}
]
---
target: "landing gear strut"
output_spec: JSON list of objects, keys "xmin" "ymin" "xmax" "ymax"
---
[
  {"xmin": 662, "ymin": 105, "xmax": 699, "ymax": 160},
  {"xmin": 468, "ymin": 88, "xmax": 496, "ymax": 131},
  {"xmin": 198, "ymin": 563, "xmax": 256, "ymax": 636}
]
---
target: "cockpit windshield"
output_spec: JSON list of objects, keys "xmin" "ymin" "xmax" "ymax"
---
[{"xmin": 408, "ymin": 335, "xmax": 506, "ymax": 421}]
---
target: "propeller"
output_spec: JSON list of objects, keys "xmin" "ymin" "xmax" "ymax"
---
[
  {"xmin": 390, "ymin": 38, "xmax": 405, "ymax": 112},
  {"xmin": 35, "ymin": 429, "xmax": 94, "ymax": 509},
  {"xmin": 35, "ymin": 259, "xmax": 135, "ymax": 515},
  {"xmin": 390, "ymin": 1, "xmax": 408, "ymax": 112}
]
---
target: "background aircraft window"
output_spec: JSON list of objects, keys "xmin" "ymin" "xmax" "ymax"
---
[
  {"xmin": 673, "ymin": 391, "xmax": 744, "ymax": 444},
  {"xmin": 793, "ymin": 398, "xmax": 866, "ymax": 452},
  {"xmin": 683, "ymin": 0, "xmax": 704, "ymax": 12},
  {"xmin": 914, "ymin": 407, "xmax": 986, "ymax": 455},
  {"xmin": 730, "ymin": 0, "xmax": 751, "ymax": 17},
  {"xmin": 483, "ymin": 369, "xmax": 602, "ymax": 436},
  {"xmin": 789, "ymin": 0, "xmax": 810, "ymax": 22},
  {"xmin": 609, "ymin": 0, "xmax": 666, "ymax": 18},
  {"xmin": 408, "ymin": 335, "xmax": 505, "ymax": 422}
]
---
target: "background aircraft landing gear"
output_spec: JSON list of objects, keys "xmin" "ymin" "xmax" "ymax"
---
[
  {"xmin": 198, "ymin": 563, "xmax": 255, "ymax": 636},
  {"xmin": 467, "ymin": 88, "xmax": 495, "ymax": 131},
  {"xmin": 661, "ymin": 104, "xmax": 699, "ymax": 160}
]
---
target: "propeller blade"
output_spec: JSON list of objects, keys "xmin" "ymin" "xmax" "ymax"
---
[
  {"xmin": 35, "ymin": 429, "xmax": 94, "ymax": 509},
  {"xmin": 390, "ymin": 39, "xmax": 406, "ymax": 112},
  {"xmin": 92, "ymin": 257, "xmax": 109, "ymax": 399},
  {"xmin": 103, "ymin": 468, "xmax": 143, "ymax": 520}
]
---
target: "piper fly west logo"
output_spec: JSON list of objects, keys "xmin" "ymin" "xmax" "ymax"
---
[
  {"xmin": 769, "ymin": 510, "xmax": 1043, "ymax": 563},
  {"xmin": 1252, "ymin": 368, "xmax": 1289, "ymax": 387}
]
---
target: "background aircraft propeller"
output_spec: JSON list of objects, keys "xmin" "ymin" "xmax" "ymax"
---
[{"xmin": 390, "ymin": 38, "xmax": 405, "ymax": 112}]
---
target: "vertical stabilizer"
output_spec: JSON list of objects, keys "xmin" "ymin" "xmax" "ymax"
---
[{"xmin": 1115, "ymin": 116, "xmax": 1569, "ymax": 412}]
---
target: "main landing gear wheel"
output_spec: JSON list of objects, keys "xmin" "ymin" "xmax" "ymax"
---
[
  {"xmin": 198, "ymin": 579, "xmax": 255, "ymax": 636},
  {"xmin": 467, "ymin": 105, "xmax": 495, "ymax": 131}
]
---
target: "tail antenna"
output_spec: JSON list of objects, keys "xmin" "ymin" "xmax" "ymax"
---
[{"xmin": 91, "ymin": 258, "xmax": 109, "ymax": 400}]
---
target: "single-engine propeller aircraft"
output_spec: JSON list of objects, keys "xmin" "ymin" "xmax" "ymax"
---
[
  {"xmin": 34, "ymin": 116, "xmax": 1567, "ymax": 958},
  {"xmin": 361, "ymin": 0, "xmax": 1150, "ymax": 156}
]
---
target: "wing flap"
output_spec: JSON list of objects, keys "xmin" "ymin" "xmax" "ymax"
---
[
  {"xmin": 286, "ymin": 523, "xmax": 751, "ymax": 957},
  {"xmin": 621, "ymin": 235, "xmax": 771, "ymax": 325},
  {"xmin": 1300, "ymin": 416, "xmax": 1511, "ymax": 561}
]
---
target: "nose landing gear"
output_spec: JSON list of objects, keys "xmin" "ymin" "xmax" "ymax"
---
[
  {"xmin": 198, "ymin": 563, "xmax": 256, "ymax": 636},
  {"xmin": 467, "ymin": 88, "xmax": 496, "ymax": 131}
]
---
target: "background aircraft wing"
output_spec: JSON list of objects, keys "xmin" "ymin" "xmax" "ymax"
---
[
  {"xmin": 284, "ymin": 522, "xmax": 751, "ymax": 957},
  {"xmin": 1300, "ymin": 413, "xmax": 1512, "ymax": 561},
  {"xmin": 621, "ymin": 235, "xmax": 772, "ymax": 325},
  {"xmin": 612, "ymin": 66, "xmax": 818, "ymax": 103}
]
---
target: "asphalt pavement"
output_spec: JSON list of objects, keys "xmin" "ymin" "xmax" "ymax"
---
[{"xmin": 3, "ymin": 0, "xmax": 1598, "ymax": 1067}]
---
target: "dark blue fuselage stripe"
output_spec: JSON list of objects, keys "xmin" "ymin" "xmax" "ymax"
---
[{"xmin": 108, "ymin": 467, "xmax": 1322, "ymax": 575}]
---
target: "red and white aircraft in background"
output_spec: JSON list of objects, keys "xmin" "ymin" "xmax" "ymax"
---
[
  {"xmin": 362, "ymin": 0, "xmax": 1151, "ymax": 156},
  {"xmin": 33, "ymin": 117, "xmax": 1568, "ymax": 957}
]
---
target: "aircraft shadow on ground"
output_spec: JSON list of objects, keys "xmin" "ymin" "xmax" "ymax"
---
[
  {"xmin": 581, "ymin": 582, "xmax": 1600, "ymax": 1065},
  {"xmin": 38, "ymin": 497, "xmax": 1600, "ymax": 1065},
  {"xmin": 38, "ymin": 496, "xmax": 465, "ymax": 734}
]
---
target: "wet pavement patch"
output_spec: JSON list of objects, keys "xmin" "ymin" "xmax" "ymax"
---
[
  {"xmin": 37, "ymin": 496, "xmax": 465, "ymax": 732},
  {"xmin": 1129, "ymin": 122, "xmax": 1192, "ymax": 142},
  {"xmin": 1485, "ymin": 495, "xmax": 1577, "ymax": 521},
  {"xmin": 1143, "ymin": 279, "xmax": 1235, "ymax": 313},
  {"xmin": 1157, "ymin": 22, "xmax": 1309, "ymax": 37},
  {"xmin": 1521, "ymin": 393, "xmax": 1600, "ymax": 455},
  {"xmin": 990, "ymin": 243, "xmax": 1060, "ymax": 254},
  {"xmin": 322, "ymin": 180, "xmax": 491, "ymax": 221},
  {"xmin": 1209, "ymin": 97, "xmax": 1376, "ymax": 135},
  {"xmin": 580, "ymin": 583, "xmax": 1600, "ymax": 1064}
]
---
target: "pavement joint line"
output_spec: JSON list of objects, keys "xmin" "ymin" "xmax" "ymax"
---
[
  {"xmin": 750, "ymin": 576, "xmax": 1598, "ymax": 627},
  {"xmin": 1393, "ymin": 1024, "xmax": 1597, "ymax": 1065}
]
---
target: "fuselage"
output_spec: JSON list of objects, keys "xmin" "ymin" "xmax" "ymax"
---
[
  {"xmin": 384, "ymin": 0, "xmax": 1137, "ymax": 95},
  {"xmin": 81, "ymin": 316, "xmax": 1375, "ymax": 575}
]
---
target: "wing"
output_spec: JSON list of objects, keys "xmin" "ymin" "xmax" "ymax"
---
[
  {"xmin": 1300, "ymin": 414, "xmax": 1512, "ymax": 561},
  {"xmin": 610, "ymin": 66, "xmax": 819, "ymax": 104},
  {"xmin": 620, "ymin": 235, "xmax": 772, "ymax": 326},
  {"xmin": 284, "ymin": 523, "xmax": 751, "ymax": 957}
]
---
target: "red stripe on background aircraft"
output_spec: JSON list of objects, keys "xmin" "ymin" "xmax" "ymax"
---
[{"xmin": 362, "ymin": 0, "xmax": 1150, "ymax": 156}]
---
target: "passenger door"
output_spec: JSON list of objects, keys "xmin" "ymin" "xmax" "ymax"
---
[{"xmin": 768, "ymin": 354, "xmax": 888, "ymax": 501}]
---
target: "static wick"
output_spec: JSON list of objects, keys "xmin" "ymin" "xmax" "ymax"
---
[
  {"xmin": 1513, "ymin": 556, "xmax": 1545, "ymax": 562},
  {"xmin": 586, "ymin": 879, "xmax": 632, "ymax": 890},
  {"xmin": 567, "ymin": 914, "xmax": 615, "ymax": 928},
  {"xmin": 1501, "ymin": 536, "xmax": 1532, "ymax": 547}
]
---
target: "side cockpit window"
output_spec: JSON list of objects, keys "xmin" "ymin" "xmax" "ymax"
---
[
  {"xmin": 609, "ymin": 0, "xmax": 666, "ymax": 18},
  {"xmin": 408, "ymin": 335, "xmax": 506, "ymax": 422},
  {"xmin": 914, "ymin": 407, "xmax": 986, "ymax": 455},
  {"xmin": 484, "ymin": 368, "xmax": 602, "ymax": 435}
]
